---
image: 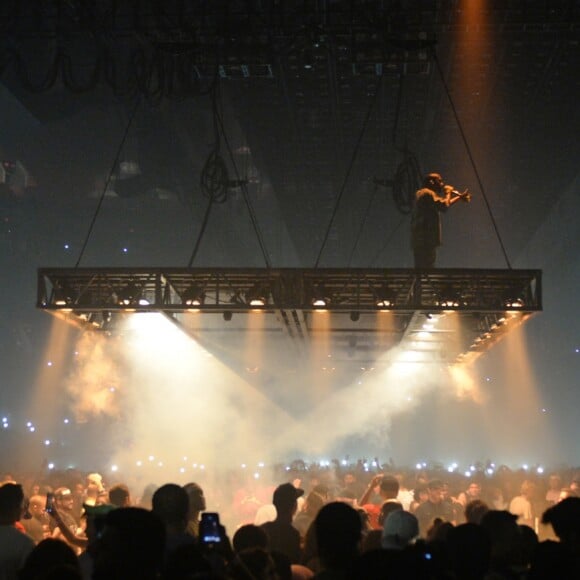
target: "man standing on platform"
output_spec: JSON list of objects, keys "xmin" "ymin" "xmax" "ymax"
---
[{"xmin": 411, "ymin": 172, "xmax": 470, "ymax": 268}]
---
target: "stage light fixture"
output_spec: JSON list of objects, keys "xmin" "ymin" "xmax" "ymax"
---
[
  {"xmin": 53, "ymin": 282, "xmax": 73, "ymax": 307},
  {"xmin": 374, "ymin": 284, "xmax": 395, "ymax": 308},
  {"xmin": 438, "ymin": 285, "xmax": 461, "ymax": 308},
  {"xmin": 504, "ymin": 297, "xmax": 524, "ymax": 310},
  {"xmin": 182, "ymin": 284, "xmax": 205, "ymax": 307},
  {"xmin": 117, "ymin": 281, "xmax": 141, "ymax": 307},
  {"xmin": 311, "ymin": 285, "xmax": 330, "ymax": 308},
  {"xmin": 502, "ymin": 287, "xmax": 525, "ymax": 310},
  {"xmin": 350, "ymin": 311, "xmax": 360, "ymax": 322},
  {"xmin": 223, "ymin": 311, "xmax": 233, "ymax": 321},
  {"xmin": 246, "ymin": 284, "xmax": 268, "ymax": 307}
]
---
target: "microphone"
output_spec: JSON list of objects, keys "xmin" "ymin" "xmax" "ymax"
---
[
  {"xmin": 453, "ymin": 188, "xmax": 471, "ymax": 202},
  {"xmin": 444, "ymin": 185, "xmax": 471, "ymax": 202}
]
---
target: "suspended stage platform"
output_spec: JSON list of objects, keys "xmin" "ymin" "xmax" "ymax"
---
[{"xmin": 37, "ymin": 268, "xmax": 541, "ymax": 375}]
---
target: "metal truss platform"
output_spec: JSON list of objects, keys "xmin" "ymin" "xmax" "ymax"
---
[{"xmin": 37, "ymin": 268, "xmax": 541, "ymax": 369}]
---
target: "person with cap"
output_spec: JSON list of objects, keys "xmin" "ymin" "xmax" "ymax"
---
[
  {"xmin": 261, "ymin": 482, "xmax": 304, "ymax": 564},
  {"xmin": 413, "ymin": 479, "xmax": 456, "ymax": 538},
  {"xmin": 411, "ymin": 172, "xmax": 470, "ymax": 268},
  {"xmin": 49, "ymin": 488, "xmax": 81, "ymax": 547},
  {"xmin": 381, "ymin": 510, "xmax": 419, "ymax": 550}
]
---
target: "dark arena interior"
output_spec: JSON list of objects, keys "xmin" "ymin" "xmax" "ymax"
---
[{"xmin": 0, "ymin": 2, "xmax": 579, "ymax": 578}]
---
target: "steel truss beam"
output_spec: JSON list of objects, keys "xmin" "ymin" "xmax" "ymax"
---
[{"xmin": 37, "ymin": 267, "xmax": 542, "ymax": 314}]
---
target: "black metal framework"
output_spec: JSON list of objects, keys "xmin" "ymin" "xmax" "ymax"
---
[{"xmin": 37, "ymin": 267, "xmax": 542, "ymax": 315}]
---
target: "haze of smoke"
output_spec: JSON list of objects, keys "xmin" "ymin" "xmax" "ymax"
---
[
  {"xmin": 64, "ymin": 315, "xmax": 486, "ymax": 482},
  {"xmin": 108, "ymin": 315, "xmax": 300, "ymax": 478},
  {"xmin": 268, "ymin": 349, "xmax": 451, "ymax": 458},
  {"xmin": 65, "ymin": 332, "xmax": 123, "ymax": 422},
  {"xmin": 449, "ymin": 364, "xmax": 486, "ymax": 404}
]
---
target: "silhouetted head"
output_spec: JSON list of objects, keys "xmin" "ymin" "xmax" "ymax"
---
[
  {"xmin": 183, "ymin": 482, "xmax": 206, "ymax": 514},
  {"xmin": 315, "ymin": 502, "xmax": 362, "ymax": 569},
  {"xmin": 152, "ymin": 483, "xmax": 189, "ymax": 532},
  {"xmin": 233, "ymin": 524, "xmax": 269, "ymax": 553},
  {"xmin": 424, "ymin": 173, "xmax": 444, "ymax": 191}
]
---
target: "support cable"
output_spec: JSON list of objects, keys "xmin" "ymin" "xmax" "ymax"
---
[
  {"xmin": 189, "ymin": 80, "xmax": 270, "ymax": 268},
  {"xmin": 74, "ymin": 98, "xmax": 141, "ymax": 268},
  {"xmin": 215, "ymin": 103, "xmax": 272, "ymax": 269},
  {"xmin": 346, "ymin": 183, "xmax": 378, "ymax": 267},
  {"xmin": 187, "ymin": 198, "xmax": 214, "ymax": 267},
  {"xmin": 314, "ymin": 75, "xmax": 383, "ymax": 268},
  {"xmin": 369, "ymin": 215, "xmax": 408, "ymax": 267},
  {"xmin": 188, "ymin": 78, "xmax": 231, "ymax": 267},
  {"xmin": 391, "ymin": 73, "xmax": 422, "ymax": 215},
  {"xmin": 431, "ymin": 49, "xmax": 512, "ymax": 269}
]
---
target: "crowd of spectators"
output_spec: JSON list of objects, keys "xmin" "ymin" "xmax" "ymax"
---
[{"xmin": 1, "ymin": 460, "xmax": 580, "ymax": 579}]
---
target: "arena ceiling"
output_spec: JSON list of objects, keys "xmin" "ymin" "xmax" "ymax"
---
[{"xmin": 0, "ymin": 1, "xmax": 578, "ymax": 272}]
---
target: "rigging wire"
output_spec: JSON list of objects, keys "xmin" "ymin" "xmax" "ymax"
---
[
  {"xmin": 74, "ymin": 97, "xmax": 141, "ymax": 268},
  {"xmin": 313, "ymin": 75, "xmax": 383, "ymax": 269},
  {"xmin": 215, "ymin": 107, "xmax": 272, "ymax": 269},
  {"xmin": 187, "ymin": 197, "xmax": 214, "ymax": 268},
  {"xmin": 346, "ymin": 183, "xmax": 379, "ymax": 268},
  {"xmin": 431, "ymin": 48, "xmax": 513, "ymax": 269},
  {"xmin": 188, "ymin": 81, "xmax": 224, "ymax": 267},
  {"xmin": 189, "ymin": 80, "xmax": 271, "ymax": 268},
  {"xmin": 391, "ymin": 73, "xmax": 422, "ymax": 215},
  {"xmin": 369, "ymin": 214, "xmax": 408, "ymax": 267},
  {"xmin": 347, "ymin": 72, "xmax": 419, "ymax": 267}
]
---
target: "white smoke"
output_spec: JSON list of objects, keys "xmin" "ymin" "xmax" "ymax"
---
[{"xmin": 63, "ymin": 314, "xmax": 482, "ymax": 483}]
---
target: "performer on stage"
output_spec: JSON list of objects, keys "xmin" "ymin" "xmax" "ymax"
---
[{"xmin": 411, "ymin": 172, "xmax": 470, "ymax": 268}]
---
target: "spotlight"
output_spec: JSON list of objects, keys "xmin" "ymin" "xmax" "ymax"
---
[
  {"xmin": 503, "ymin": 288, "xmax": 525, "ymax": 310},
  {"xmin": 117, "ymin": 281, "xmax": 141, "ymax": 307},
  {"xmin": 182, "ymin": 284, "xmax": 205, "ymax": 307},
  {"xmin": 350, "ymin": 311, "xmax": 360, "ymax": 322},
  {"xmin": 438, "ymin": 285, "xmax": 461, "ymax": 308},
  {"xmin": 311, "ymin": 285, "xmax": 330, "ymax": 308},
  {"xmin": 246, "ymin": 284, "xmax": 268, "ymax": 307},
  {"xmin": 53, "ymin": 282, "xmax": 74, "ymax": 307},
  {"xmin": 223, "ymin": 311, "xmax": 233, "ymax": 321},
  {"xmin": 374, "ymin": 284, "xmax": 395, "ymax": 308},
  {"xmin": 504, "ymin": 296, "xmax": 524, "ymax": 310}
]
